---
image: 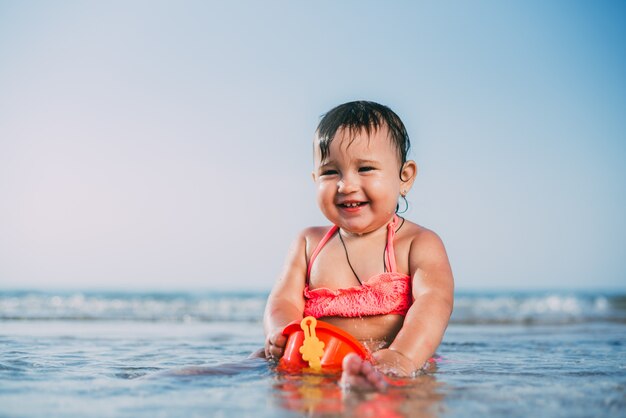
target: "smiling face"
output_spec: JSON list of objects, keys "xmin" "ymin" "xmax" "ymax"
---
[{"xmin": 312, "ymin": 125, "xmax": 416, "ymax": 235}]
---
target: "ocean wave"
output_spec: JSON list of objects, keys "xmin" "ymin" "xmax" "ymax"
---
[
  {"xmin": 450, "ymin": 293, "xmax": 626, "ymax": 325},
  {"xmin": 0, "ymin": 291, "xmax": 624, "ymax": 325},
  {"xmin": 0, "ymin": 291, "xmax": 266, "ymax": 323}
]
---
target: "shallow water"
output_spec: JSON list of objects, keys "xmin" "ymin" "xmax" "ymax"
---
[{"xmin": 1, "ymin": 291, "xmax": 625, "ymax": 417}]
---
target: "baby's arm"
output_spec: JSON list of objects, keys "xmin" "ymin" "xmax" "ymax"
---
[
  {"xmin": 374, "ymin": 229, "xmax": 454, "ymax": 375},
  {"xmin": 263, "ymin": 230, "xmax": 309, "ymax": 359}
]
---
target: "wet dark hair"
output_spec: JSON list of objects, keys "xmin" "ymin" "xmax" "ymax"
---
[{"xmin": 315, "ymin": 101, "xmax": 411, "ymax": 166}]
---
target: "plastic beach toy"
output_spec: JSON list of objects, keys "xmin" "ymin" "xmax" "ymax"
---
[{"xmin": 279, "ymin": 316, "xmax": 369, "ymax": 372}]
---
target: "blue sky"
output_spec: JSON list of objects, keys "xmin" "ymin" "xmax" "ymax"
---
[{"xmin": 0, "ymin": 0, "xmax": 624, "ymax": 291}]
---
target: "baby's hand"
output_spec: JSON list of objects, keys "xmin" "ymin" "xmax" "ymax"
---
[
  {"xmin": 264, "ymin": 329, "xmax": 287, "ymax": 361},
  {"xmin": 340, "ymin": 353, "xmax": 388, "ymax": 392},
  {"xmin": 371, "ymin": 348, "xmax": 418, "ymax": 377}
]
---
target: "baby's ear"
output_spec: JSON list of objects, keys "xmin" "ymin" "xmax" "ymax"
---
[
  {"xmin": 311, "ymin": 171, "xmax": 317, "ymax": 182},
  {"xmin": 402, "ymin": 160, "xmax": 418, "ymax": 183}
]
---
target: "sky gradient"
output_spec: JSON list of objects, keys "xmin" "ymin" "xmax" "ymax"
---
[{"xmin": 1, "ymin": 0, "xmax": 624, "ymax": 291}]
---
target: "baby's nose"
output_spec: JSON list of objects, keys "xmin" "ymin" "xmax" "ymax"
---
[{"xmin": 337, "ymin": 176, "xmax": 358, "ymax": 193}]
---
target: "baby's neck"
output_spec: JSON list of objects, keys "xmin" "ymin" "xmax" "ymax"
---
[{"xmin": 339, "ymin": 216, "xmax": 395, "ymax": 239}]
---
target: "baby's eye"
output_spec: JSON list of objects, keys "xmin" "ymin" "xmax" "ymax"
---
[
  {"xmin": 320, "ymin": 169, "xmax": 338, "ymax": 176},
  {"xmin": 358, "ymin": 166, "xmax": 375, "ymax": 172}
]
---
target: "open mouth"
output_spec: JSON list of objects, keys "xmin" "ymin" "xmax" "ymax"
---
[{"xmin": 338, "ymin": 202, "xmax": 367, "ymax": 208}]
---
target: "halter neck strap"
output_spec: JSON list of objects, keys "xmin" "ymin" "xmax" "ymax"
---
[
  {"xmin": 306, "ymin": 215, "xmax": 401, "ymax": 283},
  {"xmin": 306, "ymin": 225, "xmax": 339, "ymax": 281},
  {"xmin": 385, "ymin": 215, "xmax": 400, "ymax": 273}
]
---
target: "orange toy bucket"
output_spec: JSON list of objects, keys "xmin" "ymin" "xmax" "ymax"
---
[{"xmin": 278, "ymin": 316, "xmax": 369, "ymax": 372}]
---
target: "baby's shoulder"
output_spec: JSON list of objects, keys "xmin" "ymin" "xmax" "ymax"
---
[
  {"xmin": 298, "ymin": 226, "xmax": 331, "ymax": 259},
  {"xmin": 398, "ymin": 220, "xmax": 446, "ymax": 253},
  {"xmin": 299, "ymin": 226, "xmax": 332, "ymax": 251},
  {"xmin": 300, "ymin": 225, "xmax": 330, "ymax": 237}
]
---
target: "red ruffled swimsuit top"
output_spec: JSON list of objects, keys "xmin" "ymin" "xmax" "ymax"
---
[{"xmin": 303, "ymin": 215, "xmax": 413, "ymax": 318}]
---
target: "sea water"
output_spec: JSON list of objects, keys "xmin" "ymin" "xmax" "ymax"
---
[{"xmin": 1, "ymin": 290, "xmax": 624, "ymax": 417}]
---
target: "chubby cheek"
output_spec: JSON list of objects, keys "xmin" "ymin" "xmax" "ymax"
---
[
  {"xmin": 315, "ymin": 183, "xmax": 336, "ymax": 212},
  {"xmin": 369, "ymin": 177, "xmax": 399, "ymax": 197},
  {"xmin": 370, "ymin": 179, "xmax": 401, "ymax": 212}
]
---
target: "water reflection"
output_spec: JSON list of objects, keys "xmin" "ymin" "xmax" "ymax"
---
[{"xmin": 273, "ymin": 370, "xmax": 445, "ymax": 417}]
